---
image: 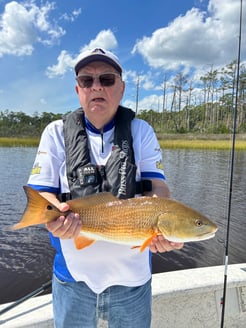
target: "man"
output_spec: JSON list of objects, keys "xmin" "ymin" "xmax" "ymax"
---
[{"xmin": 28, "ymin": 48, "xmax": 183, "ymax": 328}]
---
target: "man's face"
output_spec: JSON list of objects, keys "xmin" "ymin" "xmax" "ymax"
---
[{"xmin": 75, "ymin": 61, "xmax": 125, "ymax": 129}]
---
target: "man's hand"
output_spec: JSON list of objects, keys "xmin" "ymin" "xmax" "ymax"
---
[
  {"xmin": 46, "ymin": 202, "xmax": 82, "ymax": 239},
  {"xmin": 149, "ymin": 235, "xmax": 183, "ymax": 253}
]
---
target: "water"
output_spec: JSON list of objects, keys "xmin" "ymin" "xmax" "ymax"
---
[
  {"xmin": 0, "ymin": 148, "xmax": 54, "ymax": 304},
  {"xmin": 153, "ymin": 149, "xmax": 246, "ymax": 273},
  {"xmin": 0, "ymin": 147, "xmax": 246, "ymax": 304}
]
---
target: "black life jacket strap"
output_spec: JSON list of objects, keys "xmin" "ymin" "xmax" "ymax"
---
[
  {"xmin": 58, "ymin": 179, "xmax": 152, "ymax": 202},
  {"xmin": 58, "ymin": 193, "xmax": 72, "ymax": 202},
  {"xmin": 135, "ymin": 179, "xmax": 152, "ymax": 194}
]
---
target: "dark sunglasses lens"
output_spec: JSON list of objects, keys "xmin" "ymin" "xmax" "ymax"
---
[
  {"xmin": 77, "ymin": 74, "xmax": 117, "ymax": 88},
  {"xmin": 78, "ymin": 76, "xmax": 93, "ymax": 88},
  {"xmin": 99, "ymin": 74, "xmax": 116, "ymax": 86}
]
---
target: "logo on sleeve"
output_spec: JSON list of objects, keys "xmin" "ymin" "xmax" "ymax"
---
[
  {"xmin": 31, "ymin": 163, "xmax": 42, "ymax": 175},
  {"xmin": 156, "ymin": 160, "xmax": 164, "ymax": 170}
]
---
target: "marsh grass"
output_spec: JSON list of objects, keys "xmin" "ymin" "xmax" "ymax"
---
[
  {"xmin": 158, "ymin": 139, "xmax": 246, "ymax": 150},
  {"xmin": 0, "ymin": 137, "xmax": 40, "ymax": 147},
  {"xmin": 1, "ymin": 135, "xmax": 246, "ymax": 150}
]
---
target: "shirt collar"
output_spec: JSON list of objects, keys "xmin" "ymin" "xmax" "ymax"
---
[{"xmin": 84, "ymin": 116, "xmax": 115, "ymax": 134}]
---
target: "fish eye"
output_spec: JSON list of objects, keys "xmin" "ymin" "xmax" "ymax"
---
[
  {"xmin": 195, "ymin": 219, "xmax": 203, "ymax": 227},
  {"xmin": 47, "ymin": 205, "xmax": 53, "ymax": 210}
]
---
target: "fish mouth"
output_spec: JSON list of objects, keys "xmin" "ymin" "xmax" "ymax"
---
[
  {"xmin": 196, "ymin": 231, "xmax": 216, "ymax": 241},
  {"xmin": 170, "ymin": 229, "xmax": 217, "ymax": 243},
  {"xmin": 196, "ymin": 224, "xmax": 218, "ymax": 237},
  {"xmin": 199, "ymin": 229, "xmax": 217, "ymax": 236}
]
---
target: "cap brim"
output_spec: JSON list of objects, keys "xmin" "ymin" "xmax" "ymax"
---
[{"xmin": 75, "ymin": 54, "xmax": 122, "ymax": 75}]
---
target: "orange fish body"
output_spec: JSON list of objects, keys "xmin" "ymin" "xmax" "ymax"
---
[{"xmin": 13, "ymin": 186, "xmax": 218, "ymax": 252}]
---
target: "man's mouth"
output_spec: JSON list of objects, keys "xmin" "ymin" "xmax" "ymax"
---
[{"xmin": 92, "ymin": 97, "xmax": 105, "ymax": 102}]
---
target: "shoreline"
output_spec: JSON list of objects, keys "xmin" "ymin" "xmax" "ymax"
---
[
  {"xmin": 157, "ymin": 133, "xmax": 246, "ymax": 150},
  {"xmin": 1, "ymin": 134, "xmax": 246, "ymax": 150}
]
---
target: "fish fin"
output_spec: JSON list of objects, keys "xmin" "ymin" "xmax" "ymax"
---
[
  {"xmin": 74, "ymin": 236, "xmax": 96, "ymax": 250},
  {"xmin": 12, "ymin": 186, "xmax": 60, "ymax": 230},
  {"xmin": 131, "ymin": 246, "xmax": 141, "ymax": 250},
  {"xmin": 67, "ymin": 192, "xmax": 117, "ymax": 211},
  {"xmin": 139, "ymin": 232, "xmax": 159, "ymax": 252}
]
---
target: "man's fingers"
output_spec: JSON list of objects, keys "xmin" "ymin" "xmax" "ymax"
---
[{"xmin": 46, "ymin": 212, "xmax": 82, "ymax": 239}]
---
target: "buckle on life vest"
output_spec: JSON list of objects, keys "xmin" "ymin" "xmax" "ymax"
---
[{"xmin": 135, "ymin": 180, "xmax": 152, "ymax": 194}]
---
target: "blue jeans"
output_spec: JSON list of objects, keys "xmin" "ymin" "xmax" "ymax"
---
[{"xmin": 52, "ymin": 274, "xmax": 152, "ymax": 328}]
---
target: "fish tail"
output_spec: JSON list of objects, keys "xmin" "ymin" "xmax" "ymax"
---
[{"xmin": 12, "ymin": 186, "xmax": 57, "ymax": 230}]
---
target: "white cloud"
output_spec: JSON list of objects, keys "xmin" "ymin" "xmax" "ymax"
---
[
  {"xmin": 123, "ymin": 94, "xmax": 163, "ymax": 113},
  {"xmin": 79, "ymin": 29, "xmax": 118, "ymax": 54},
  {"xmin": 123, "ymin": 70, "xmax": 160, "ymax": 94},
  {"xmin": 60, "ymin": 8, "xmax": 82, "ymax": 22},
  {"xmin": 46, "ymin": 29, "xmax": 118, "ymax": 77},
  {"xmin": 46, "ymin": 50, "xmax": 75, "ymax": 77},
  {"xmin": 0, "ymin": 1, "xmax": 65, "ymax": 57},
  {"xmin": 39, "ymin": 98, "xmax": 47, "ymax": 105},
  {"xmin": 132, "ymin": 0, "xmax": 245, "ymax": 71}
]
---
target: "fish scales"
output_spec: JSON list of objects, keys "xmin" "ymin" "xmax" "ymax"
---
[
  {"xmin": 12, "ymin": 186, "xmax": 218, "ymax": 251},
  {"xmin": 70, "ymin": 199, "xmax": 160, "ymax": 241}
]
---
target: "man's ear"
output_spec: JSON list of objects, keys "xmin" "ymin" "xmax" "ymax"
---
[{"xmin": 121, "ymin": 81, "xmax": 125, "ymax": 98}]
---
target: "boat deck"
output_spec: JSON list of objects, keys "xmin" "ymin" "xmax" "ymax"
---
[{"xmin": 0, "ymin": 263, "xmax": 246, "ymax": 328}]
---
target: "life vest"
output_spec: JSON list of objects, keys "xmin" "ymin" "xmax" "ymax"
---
[{"xmin": 61, "ymin": 106, "xmax": 151, "ymax": 200}]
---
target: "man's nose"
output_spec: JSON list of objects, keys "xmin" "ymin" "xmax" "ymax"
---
[{"xmin": 91, "ymin": 77, "xmax": 103, "ymax": 89}]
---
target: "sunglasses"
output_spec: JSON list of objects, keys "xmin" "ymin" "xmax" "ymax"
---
[{"xmin": 76, "ymin": 73, "xmax": 121, "ymax": 88}]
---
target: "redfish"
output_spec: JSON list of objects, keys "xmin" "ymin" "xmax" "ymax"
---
[{"xmin": 13, "ymin": 186, "xmax": 218, "ymax": 251}]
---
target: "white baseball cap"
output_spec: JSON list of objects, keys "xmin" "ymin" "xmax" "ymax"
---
[{"xmin": 75, "ymin": 48, "xmax": 123, "ymax": 75}]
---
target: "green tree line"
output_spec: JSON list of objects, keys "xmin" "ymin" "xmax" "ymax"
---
[
  {"xmin": 0, "ymin": 61, "xmax": 245, "ymax": 137},
  {"xmin": 0, "ymin": 111, "xmax": 63, "ymax": 137},
  {"xmin": 140, "ymin": 60, "xmax": 246, "ymax": 134}
]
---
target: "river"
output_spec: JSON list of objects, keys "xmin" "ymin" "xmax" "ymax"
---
[{"xmin": 0, "ymin": 147, "xmax": 245, "ymax": 304}]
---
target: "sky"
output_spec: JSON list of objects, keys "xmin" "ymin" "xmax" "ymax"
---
[{"xmin": 0, "ymin": 0, "xmax": 245, "ymax": 116}]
